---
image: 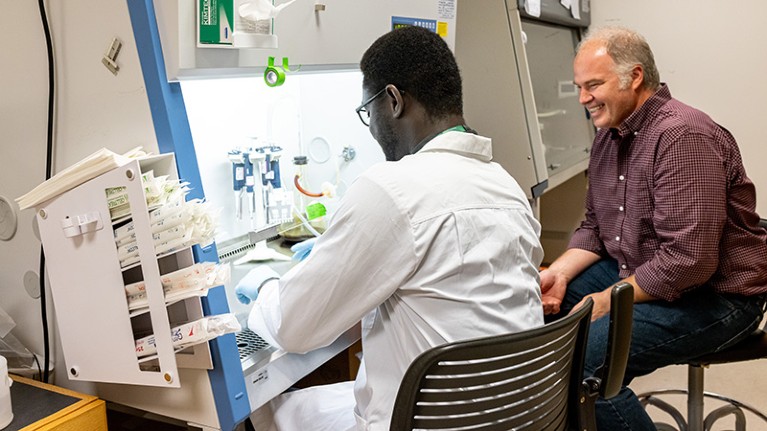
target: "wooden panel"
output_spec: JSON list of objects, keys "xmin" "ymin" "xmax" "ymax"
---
[{"xmin": 10, "ymin": 375, "xmax": 107, "ymax": 431}]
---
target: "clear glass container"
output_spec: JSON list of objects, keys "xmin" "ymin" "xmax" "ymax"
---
[{"xmin": 278, "ymin": 156, "xmax": 326, "ymax": 241}]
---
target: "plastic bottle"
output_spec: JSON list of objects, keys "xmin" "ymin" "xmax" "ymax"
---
[{"xmin": 0, "ymin": 355, "xmax": 13, "ymax": 429}]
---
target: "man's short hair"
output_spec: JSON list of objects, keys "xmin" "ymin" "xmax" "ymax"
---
[
  {"xmin": 579, "ymin": 26, "xmax": 661, "ymax": 91},
  {"xmin": 360, "ymin": 26, "xmax": 463, "ymax": 119}
]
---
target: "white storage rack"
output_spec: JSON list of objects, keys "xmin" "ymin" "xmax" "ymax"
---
[{"xmin": 36, "ymin": 154, "xmax": 213, "ymax": 388}]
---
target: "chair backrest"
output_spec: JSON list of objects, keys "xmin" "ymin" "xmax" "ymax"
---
[{"xmin": 389, "ymin": 298, "xmax": 594, "ymax": 431}]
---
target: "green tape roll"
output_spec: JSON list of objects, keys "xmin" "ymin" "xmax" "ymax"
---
[{"xmin": 264, "ymin": 56, "xmax": 286, "ymax": 87}]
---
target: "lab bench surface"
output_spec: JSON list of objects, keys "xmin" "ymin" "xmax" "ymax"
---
[{"xmin": 5, "ymin": 375, "xmax": 106, "ymax": 431}]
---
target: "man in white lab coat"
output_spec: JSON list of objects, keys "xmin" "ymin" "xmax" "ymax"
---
[{"xmin": 237, "ymin": 26, "xmax": 545, "ymax": 431}]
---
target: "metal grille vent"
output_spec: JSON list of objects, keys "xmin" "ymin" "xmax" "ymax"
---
[
  {"xmin": 236, "ymin": 328, "xmax": 271, "ymax": 360},
  {"xmin": 218, "ymin": 242, "xmax": 256, "ymax": 261}
]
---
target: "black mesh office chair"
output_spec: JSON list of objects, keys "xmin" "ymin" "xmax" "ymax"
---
[
  {"xmin": 389, "ymin": 283, "xmax": 634, "ymax": 431},
  {"xmin": 638, "ymin": 218, "xmax": 767, "ymax": 431}
]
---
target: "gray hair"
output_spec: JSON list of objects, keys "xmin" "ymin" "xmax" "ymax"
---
[{"xmin": 578, "ymin": 26, "xmax": 661, "ymax": 91}]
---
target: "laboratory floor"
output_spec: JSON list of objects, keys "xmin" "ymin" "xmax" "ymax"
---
[{"xmin": 630, "ymin": 356, "xmax": 767, "ymax": 430}]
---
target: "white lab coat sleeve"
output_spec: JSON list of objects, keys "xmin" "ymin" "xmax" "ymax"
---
[
  {"xmin": 246, "ymin": 278, "xmax": 284, "ymax": 349},
  {"xmin": 247, "ymin": 172, "xmax": 417, "ymax": 353}
]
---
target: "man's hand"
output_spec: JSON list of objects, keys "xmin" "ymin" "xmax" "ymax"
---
[
  {"xmin": 540, "ymin": 268, "xmax": 568, "ymax": 315},
  {"xmin": 575, "ymin": 276, "xmax": 654, "ymax": 321},
  {"xmin": 539, "ymin": 249, "xmax": 602, "ymax": 315},
  {"xmin": 570, "ymin": 288, "xmax": 612, "ymax": 321}
]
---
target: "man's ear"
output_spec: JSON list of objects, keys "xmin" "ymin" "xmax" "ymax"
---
[
  {"xmin": 630, "ymin": 65, "xmax": 645, "ymax": 91},
  {"xmin": 386, "ymin": 84, "xmax": 406, "ymax": 119}
]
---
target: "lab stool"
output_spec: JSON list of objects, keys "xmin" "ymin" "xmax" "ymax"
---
[{"xmin": 637, "ymin": 325, "xmax": 767, "ymax": 431}]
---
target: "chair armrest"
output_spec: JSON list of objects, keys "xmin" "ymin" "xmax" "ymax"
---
[
  {"xmin": 578, "ymin": 282, "xmax": 633, "ymax": 431},
  {"xmin": 599, "ymin": 281, "xmax": 634, "ymax": 398}
]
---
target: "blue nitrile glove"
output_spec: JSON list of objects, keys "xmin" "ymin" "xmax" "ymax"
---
[
  {"xmin": 290, "ymin": 237, "xmax": 317, "ymax": 262},
  {"xmin": 235, "ymin": 265, "xmax": 280, "ymax": 305}
]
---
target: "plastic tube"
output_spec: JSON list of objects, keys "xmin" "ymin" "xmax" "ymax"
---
[
  {"xmin": 292, "ymin": 205, "xmax": 321, "ymax": 238},
  {"xmin": 293, "ymin": 174, "xmax": 323, "ymax": 198}
]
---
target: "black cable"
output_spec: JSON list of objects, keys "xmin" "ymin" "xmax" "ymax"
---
[
  {"xmin": 38, "ymin": 247, "xmax": 49, "ymax": 383},
  {"xmin": 38, "ymin": 0, "xmax": 55, "ymax": 383},
  {"xmin": 32, "ymin": 351, "xmax": 43, "ymax": 380},
  {"xmin": 39, "ymin": 6, "xmax": 54, "ymax": 179}
]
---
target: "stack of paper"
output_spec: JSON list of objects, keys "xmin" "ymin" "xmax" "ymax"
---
[{"xmin": 16, "ymin": 147, "xmax": 147, "ymax": 210}]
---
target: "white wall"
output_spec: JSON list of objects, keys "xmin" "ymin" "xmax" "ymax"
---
[
  {"xmin": 0, "ymin": 0, "xmax": 158, "ymax": 370},
  {"xmin": 0, "ymin": 3, "xmax": 51, "ymax": 364},
  {"xmin": 590, "ymin": 0, "xmax": 767, "ymax": 216}
]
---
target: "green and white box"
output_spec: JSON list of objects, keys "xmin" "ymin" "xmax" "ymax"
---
[
  {"xmin": 199, "ymin": 0, "xmax": 234, "ymax": 46},
  {"xmin": 198, "ymin": 0, "xmax": 277, "ymax": 48}
]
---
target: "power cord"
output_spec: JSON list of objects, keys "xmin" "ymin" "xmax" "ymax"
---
[{"xmin": 37, "ymin": 0, "xmax": 55, "ymax": 383}]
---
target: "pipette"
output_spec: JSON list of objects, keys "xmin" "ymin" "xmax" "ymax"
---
[
  {"xmin": 227, "ymin": 149, "xmax": 245, "ymax": 220},
  {"xmin": 248, "ymin": 150, "xmax": 266, "ymax": 228},
  {"xmin": 242, "ymin": 149, "xmax": 256, "ymax": 223}
]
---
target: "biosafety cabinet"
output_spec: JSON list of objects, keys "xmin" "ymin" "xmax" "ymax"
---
[
  {"xmin": 456, "ymin": 0, "xmax": 593, "ymax": 197},
  {"xmin": 455, "ymin": 0, "xmax": 595, "ymax": 259},
  {"xmin": 36, "ymin": 1, "xmax": 458, "ymax": 430}
]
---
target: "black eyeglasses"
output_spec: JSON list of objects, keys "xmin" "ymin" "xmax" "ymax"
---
[{"xmin": 355, "ymin": 87, "xmax": 387, "ymax": 127}]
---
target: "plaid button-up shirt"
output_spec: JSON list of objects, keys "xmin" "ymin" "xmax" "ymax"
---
[{"xmin": 569, "ymin": 84, "xmax": 767, "ymax": 301}]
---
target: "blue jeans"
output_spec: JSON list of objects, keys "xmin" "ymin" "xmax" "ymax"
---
[{"xmin": 560, "ymin": 259, "xmax": 765, "ymax": 431}]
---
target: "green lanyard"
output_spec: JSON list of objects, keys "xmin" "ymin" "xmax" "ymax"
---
[
  {"xmin": 412, "ymin": 125, "xmax": 474, "ymax": 155},
  {"xmin": 439, "ymin": 125, "xmax": 468, "ymax": 135}
]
